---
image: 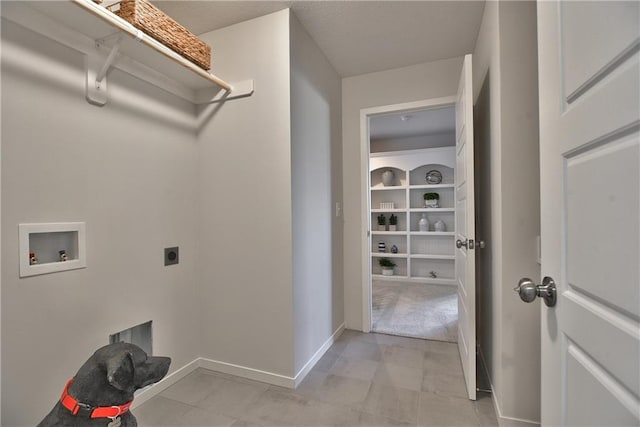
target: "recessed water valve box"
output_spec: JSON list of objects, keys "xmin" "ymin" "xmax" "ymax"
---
[{"xmin": 19, "ymin": 222, "xmax": 86, "ymax": 277}]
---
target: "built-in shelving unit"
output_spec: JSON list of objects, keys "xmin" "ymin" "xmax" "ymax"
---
[
  {"xmin": 370, "ymin": 147, "xmax": 456, "ymax": 285},
  {"xmin": 1, "ymin": 0, "xmax": 254, "ymax": 106}
]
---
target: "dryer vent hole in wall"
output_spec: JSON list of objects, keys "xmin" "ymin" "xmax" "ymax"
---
[
  {"xmin": 110, "ymin": 321, "xmax": 152, "ymax": 356},
  {"xmin": 164, "ymin": 247, "xmax": 179, "ymax": 266}
]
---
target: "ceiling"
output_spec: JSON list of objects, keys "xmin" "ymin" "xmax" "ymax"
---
[
  {"xmin": 370, "ymin": 106, "xmax": 455, "ymax": 140},
  {"xmin": 153, "ymin": 1, "xmax": 485, "ymax": 77}
]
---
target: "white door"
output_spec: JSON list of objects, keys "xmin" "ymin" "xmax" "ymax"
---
[
  {"xmin": 536, "ymin": 2, "xmax": 639, "ymax": 425},
  {"xmin": 455, "ymin": 54, "xmax": 476, "ymax": 401}
]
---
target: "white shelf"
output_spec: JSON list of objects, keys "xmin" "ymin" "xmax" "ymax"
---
[
  {"xmin": 409, "ymin": 208, "xmax": 455, "ymax": 213},
  {"xmin": 372, "ymin": 274, "xmax": 410, "ymax": 281},
  {"xmin": 410, "ymin": 231, "xmax": 455, "ymax": 236},
  {"xmin": 371, "ymin": 253, "xmax": 408, "ymax": 258},
  {"xmin": 371, "ymin": 186, "xmax": 406, "ymax": 191},
  {"xmin": 371, "ymin": 231, "xmax": 407, "ymax": 236},
  {"xmin": 409, "ymin": 184, "xmax": 455, "ymax": 189},
  {"xmin": 3, "ymin": 1, "xmax": 253, "ymax": 105},
  {"xmin": 410, "ymin": 254, "xmax": 455, "ymax": 260},
  {"xmin": 371, "ymin": 209, "xmax": 405, "ymax": 213}
]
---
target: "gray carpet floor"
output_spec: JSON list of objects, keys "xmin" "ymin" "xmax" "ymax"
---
[{"xmin": 372, "ymin": 280, "xmax": 458, "ymax": 342}]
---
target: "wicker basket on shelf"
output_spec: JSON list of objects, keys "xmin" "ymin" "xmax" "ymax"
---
[{"xmin": 107, "ymin": 0, "xmax": 211, "ymax": 70}]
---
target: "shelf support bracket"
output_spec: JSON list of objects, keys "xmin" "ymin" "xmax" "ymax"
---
[
  {"xmin": 85, "ymin": 36, "xmax": 121, "ymax": 106},
  {"xmin": 96, "ymin": 39, "xmax": 121, "ymax": 87}
]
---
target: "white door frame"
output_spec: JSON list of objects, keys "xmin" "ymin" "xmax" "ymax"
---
[{"xmin": 359, "ymin": 96, "xmax": 457, "ymax": 332}]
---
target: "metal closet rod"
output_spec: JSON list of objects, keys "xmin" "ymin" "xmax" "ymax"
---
[{"xmin": 71, "ymin": 0, "xmax": 233, "ymax": 92}]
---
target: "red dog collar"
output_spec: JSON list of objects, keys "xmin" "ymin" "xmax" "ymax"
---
[{"xmin": 60, "ymin": 378, "xmax": 133, "ymax": 418}]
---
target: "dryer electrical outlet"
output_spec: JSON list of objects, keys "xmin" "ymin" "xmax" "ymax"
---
[{"xmin": 164, "ymin": 247, "xmax": 179, "ymax": 266}]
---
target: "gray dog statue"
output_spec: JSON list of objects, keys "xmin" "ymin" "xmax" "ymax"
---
[{"xmin": 38, "ymin": 342, "xmax": 171, "ymax": 427}]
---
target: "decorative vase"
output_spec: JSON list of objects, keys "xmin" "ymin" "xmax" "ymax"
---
[
  {"xmin": 418, "ymin": 214, "xmax": 429, "ymax": 232},
  {"xmin": 425, "ymin": 199, "xmax": 439, "ymax": 208},
  {"xmin": 391, "ymin": 245, "xmax": 398, "ymax": 254},
  {"xmin": 382, "ymin": 267, "xmax": 394, "ymax": 276},
  {"xmin": 434, "ymin": 219, "xmax": 446, "ymax": 232},
  {"xmin": 382, "ymin": 170, "xmax": 394, "ymax": 187},
  {"xmin": 378, "ymin": 241, "xmax": 386, "ymax": 252},
  {"xmin": 378, "ymin": 225, "xmax": 386, "ymax": 231},
  {"xmin": 388, "ymin": 225, "xmax": 397, "ymax": 231}
]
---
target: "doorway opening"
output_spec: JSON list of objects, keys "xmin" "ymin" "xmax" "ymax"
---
[{"xmin": 361, "ymin": 97, "xmax": 458, "ymax": 342}]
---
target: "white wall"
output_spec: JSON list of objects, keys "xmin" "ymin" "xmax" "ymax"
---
[
  {"xmin": 196, "ymin": 9, "xmax": 343, "ymax": 381},
  {"xmin": 2, "ymin": 10, "xmax": 344, "ymax": 420},
  {"xmin": 497, "ymin": 2, "xmax": 541, "ymax": 423},
  {"xmin": 196, "ymin": 10, "xmax": 295, "ymax": 377},
  {"xmin": 342, "ymin": 57, "xmax": 463, "ymax": 329},
  {"xmin": 1, "ymin": 19, "xmax": 201, "ymax": 426},
  {"xmin": 473, "ymin": 1, "xmax": 541, "ymax": 425},
  {"xmin": 0, "ymin": 5, "xmax": 4, "ymax": 425},
  {"xmin": 473, "ymin": 0, "xmax": 503, "ymax": 414},
  {"xmin": 370, "ymin": 132, "xmax": 455, "ymax": 153},
  {"xmin": 289, "ymin": 13, "xmax": 343, "ymax": 375}
]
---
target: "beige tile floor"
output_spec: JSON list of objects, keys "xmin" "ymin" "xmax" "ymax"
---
[{"xmin": 135, "ymin": 330, "xmax": 497, "ymax": 426}]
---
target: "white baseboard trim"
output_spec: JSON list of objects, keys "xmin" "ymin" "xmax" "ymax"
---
[
  {"xmin": 495, "ymin": 407, "xmax": 540, "ymax": 427},
  {"xmin": 131, "ymin": 358, "xmax": 200, "ymax": 409},
  {"xmin": 294, "ymin": 323, "xmax": 345, "ymax": 387},
  {"xmin": 129, "ymin": 325, "xmax": 347, "ymax": 407},
  {"xmin": 478, "ymin": 349, "xmax": 540, "ymax": 427},
  {"xmin": 199, "ymin": 357, "xmax": 295, "ymax": 388}
]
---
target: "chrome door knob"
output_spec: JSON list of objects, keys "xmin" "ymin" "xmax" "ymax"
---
[
  {"xmin": 514, "ymin": 278, "xmax": 538, "ymax": 302},
  {"xmin": 514, "ymin": 276, "xmax": 557, "ymax": 307}
]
